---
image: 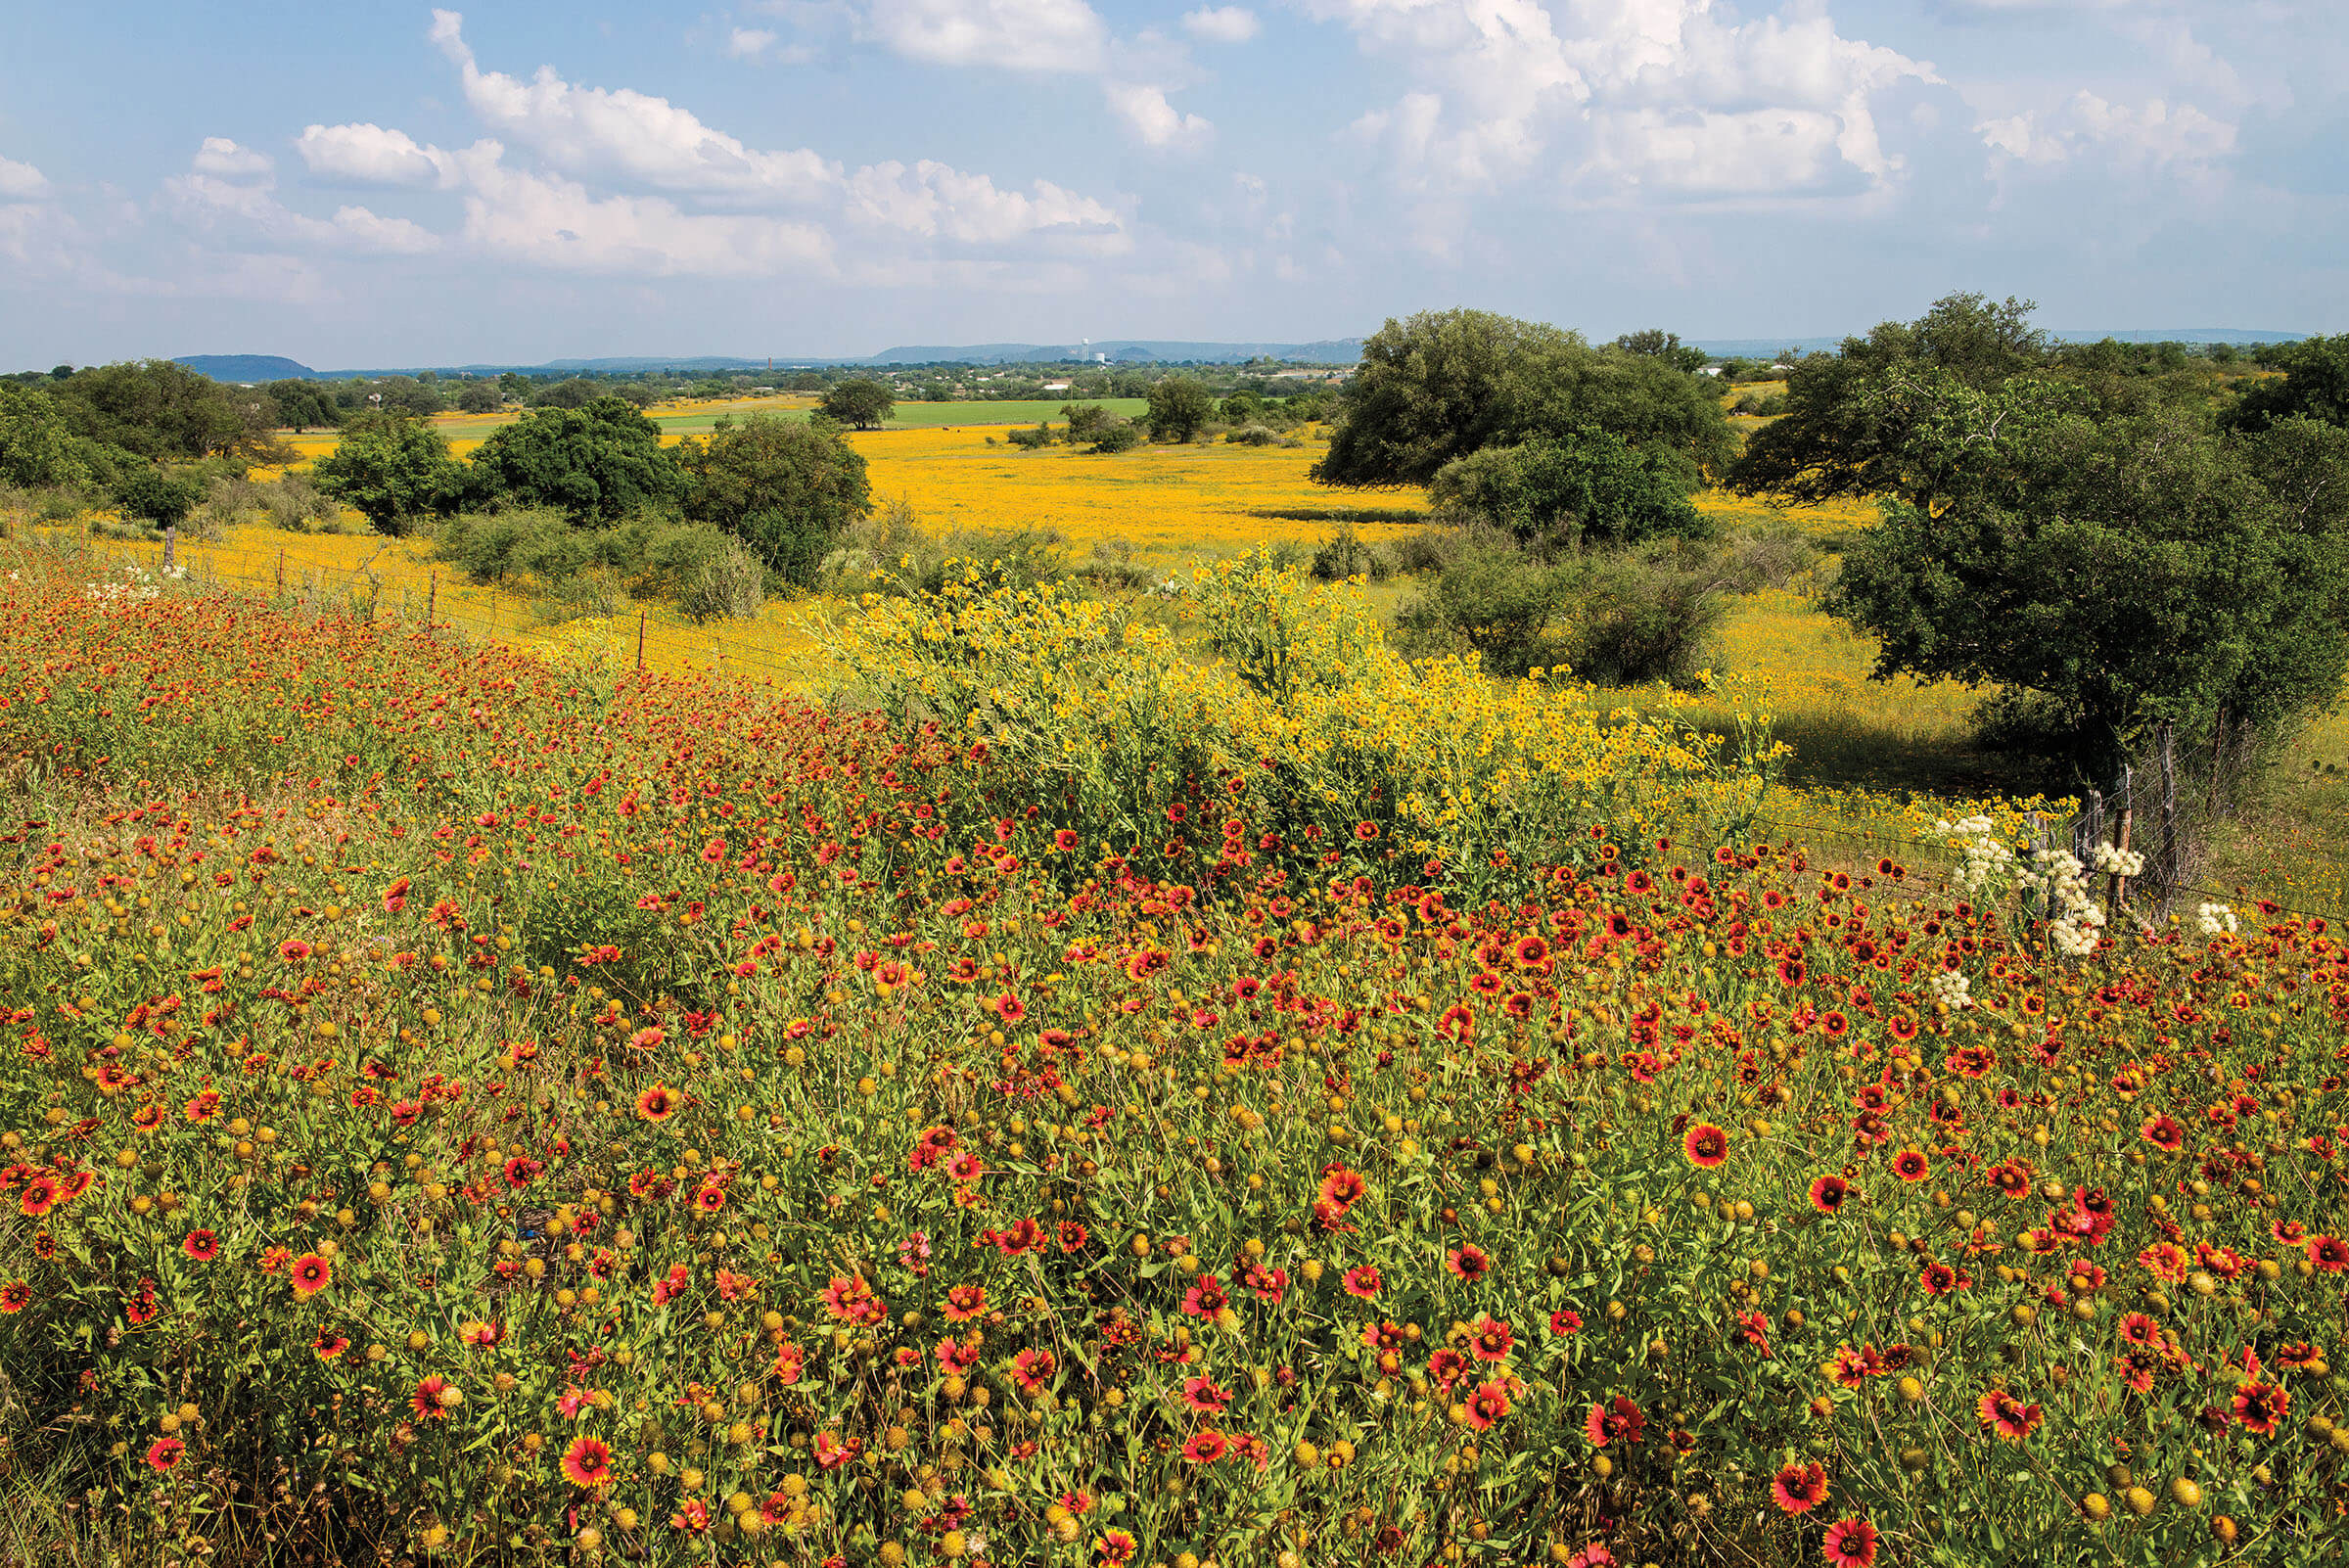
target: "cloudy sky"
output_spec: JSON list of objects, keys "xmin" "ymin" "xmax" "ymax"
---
[{"xmin": 1, "ymin": 1, "xmax": 2340, "ymax": 367}]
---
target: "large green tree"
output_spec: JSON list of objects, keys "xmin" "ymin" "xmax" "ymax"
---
[
  {"xmin": 465, "ymin": 397, "xmax": 685, "ymax": 524},
  {"xmin": 1828, "ymin": 375, "xmax": 2349, "ymax": 775},
  {"xmin": 1313, "ymin": 309, "xmax": 1732, "ymax": 489},
  {"xmin": 1727, "ymin": 293, "xmax": 2050, "ymax": 505},
  {"xmin": 817, "ymin": 378, "xmax": 896, "ymax": 431},
  {"xmin": 261, "ymin": 379, "xmax": 343, "ymax": 433},
  {"xmin": 312, "ymin": 413, "xmax": 466, "ymax": 533},
  {"xmin": 1427, "ymin": 428, "xmax": 1707, "ymax": 549},
  {"xmin": 111, "ymin": 466, "xmax": 201, "ymax": 530},
  {"xmin": 1145, "ymin": 375, "xmax": 1214, "ymax": 442},
  {"xmin": 677, "ymin": 414, "xmax": 871, "ymax": 586},
  {"xmin": 2223, "ymin": 333, "xmax": 2349, "ymax": 434},
  {"xmin": 54, "ymin": 359, "xmax": 284, "ymax": 463},
  {"xmin": 0, "ymin": 383, "xmax": 94, "ymax": 488}
]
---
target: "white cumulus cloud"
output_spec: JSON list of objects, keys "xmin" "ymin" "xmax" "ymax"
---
[
  {"xmin": 1309, "ymin": 0, "xmax": 1938, "ymax": 199},
  {"xmin": 0, "ymin": 155, "xmax": 47, "ymax": 200},
  {"xmin": 430, "ymin": 10, "xmax": 842, "ymax": 201},
  {"xmin": 192, "ymin": 137, "xmax": 274, "ymax": 180},
  {"xmin": 848, "ymin": 159, "xmax": 1128, "ymax": 247},
  {"xmin": 1104, "ymin": 82, "xmax": 1214, "ymax": 151},
  {"xmin": 297, "ymin": 123, "xmax": 457, "ymax": 188},
  {"xmin": 1980, "ymin": 91, "xmax": 2234, "ymax": 171},
  {"xmin": 861, "ymin": 0, "xmax": 1110, "ymax": 72},
  {"xmin": 449, "ymin": 142, "xmax": 836, "ymax": 276},
  {"xmin": 167, "ymin": 170, "xmax": 439, "ymax": 255},
  {"xmin": 1181, "ymin": 6, "xmax": 1260, "ymax": 42}
]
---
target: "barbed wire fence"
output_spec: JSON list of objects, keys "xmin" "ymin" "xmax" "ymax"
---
[
  {"xmin": 111, "ymin": 534, "xmax": 835, "ymax": 691},
  {"xmin": 70, "ymin": 531, "xmax": 2349, "ymax": 934}
]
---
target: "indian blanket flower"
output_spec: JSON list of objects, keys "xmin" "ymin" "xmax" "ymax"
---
[
  {"xmin": 410, "ymin": 1375, "xmax": 455, "ymax": 1420},
  {"xmin": 561, "ymin": 1435, "xmax": 615, "ymax": 1487},
  {"xmin": 1584, "ymin": 1396, "xmax": 1644, "ymax": 1448},
  {"xmin": 1463, "ymin": 1379, "xmax": 1512, "ymax": 1431},
  {"xmin": 1772, "ymin": 1461, "xmax": 1829, "ymax": 1515},
  {"xmin": 1682, "ymin": 1123, "xmax": 1728, "ymax": 1168},
  {"xmin": 2232, "ymin": 1380, "xmax": 2289, "ymax": 1436},
  {"xmin": 1976, "ymin": 1389, "xmax": 2042, "ymax": 1442},
  {"xmin": 288, "ymin": 1252, "xmax": 332, "ymax": 1299},
  {"xmin": 1820, "ymin": 1518, "xmax": 1880, "ymax": 1568}
]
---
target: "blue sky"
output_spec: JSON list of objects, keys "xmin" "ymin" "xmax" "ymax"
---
[{"xmin": 2, "ymin": 1, "xmax": 2341, "ymax": 367}]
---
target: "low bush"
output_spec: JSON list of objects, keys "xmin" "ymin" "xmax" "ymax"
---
[
  {"xmin": 434, "ymin": 509, "xmax": 594, "ymax": 586},
  {"xmin": 1310, "ymin": 523, "xmax": 1396, "ymax": 582},
  {"xmin": 1394, "ymin": 533, "xmax": 1574, "ymax": 675},
  {"xmin": 671, "ymin": 532, "xmax": 766, "ymax": 623},
  {"xmin": 1077, "ymin": 537, "xmax": 1155, "ymax": 592},
  {"xmin": 1087, "ymin": 419, "xmax": 1144, "ymax": 453},
  {"xmin": 435, "ymin": 513, "xmax": 766, "ymax": 620},
  {"xmin": 1558, "ymin": 541, "xmax": 1741, "ymax": 688}
]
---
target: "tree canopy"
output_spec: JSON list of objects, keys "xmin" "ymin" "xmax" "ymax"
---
[
  {"xmin": 262, "ymin": 379, "xmax": 343, "ymax": 432},
  {"xmin": 0, "ymin": 384, "xmax": 95, "ymax": 489},
  {"xmin": 1727, "ymin": 294, "xmax": 2052, "ymax": 506},
  {"xmin": 52, "ymin": 359, "xmax": 284, "ymax": 464},
  {"xmin": 112, "ymin": 466, "xmax": 202, "ymax": 529},
  {"xmin": 1146, "ymin": 375, "xmax": 1214, "ymax": 442},
  {"xmin": 817, "ymin": 379, "xmax": 896, "ymax": 431},
  {"xmin": 677, "ymin": 414, "xmax": 870, "ymax": 586},
  {"xmin": 1827, "ymin": 378, "xmax": 2349, "ymax": 776},
  {"xmin": 1427, "ymin": 428, "xmax": 1707, "ymax": 549},
  {"xmin": 2223, "ymin": 333, "xmax": 2349, "ymax": 435},
  {"xmin": 1313, "ymin": 308, "xmax": 1733, "ymax": 489},
  {"xmin": 311, "ymin": 413, "xmax": 466, "ymax": 533},
  {"xmin": 465, "ymin": 397, "xmax": 685, "ymax": 524}
]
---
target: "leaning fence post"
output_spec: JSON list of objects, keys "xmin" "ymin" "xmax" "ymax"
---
[
  {"xmin": 427, "ymin": 572, "xmax": 438, "ymax": 629},
  {"xmin": 637, "ymin": 610, "xmax": 647, "ymax": 672},
  {"xmin": 2157, "ymin": 722, "xmax": 2179, "ymax": 914}
]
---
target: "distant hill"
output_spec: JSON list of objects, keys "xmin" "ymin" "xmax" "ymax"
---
[
  {"xmin": 173, "ymin": 354, "xmax": 316, "ymax": 382},
  {"xmin": 164, "ymin": 327, "xmax": 2306, "ymax": 384}
]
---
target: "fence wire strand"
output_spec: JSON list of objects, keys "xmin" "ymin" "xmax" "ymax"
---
[{"xmin": 97, "ymin": 536, "xmax": 2346, "ymax": 931}]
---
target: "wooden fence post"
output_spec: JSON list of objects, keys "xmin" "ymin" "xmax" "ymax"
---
[
  {"xmin": 276, "ymin": 548, "xmax": 286, "ymax": 592},
  {"xmin": 636, "ymin": 611, "xmax": 647, "ymax": 672},
  {"xmin": 2157, "ymin": 722, "xmax": 2179, "ymax": 913},
  {"xmin": 427, "ymin": 572, "xmax": 438, "ymax": 629}
]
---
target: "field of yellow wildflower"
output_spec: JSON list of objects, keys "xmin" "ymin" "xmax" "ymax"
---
[{"xmin": 2, "ymin": 538, "xmax": 2345, "ymax": 1568}]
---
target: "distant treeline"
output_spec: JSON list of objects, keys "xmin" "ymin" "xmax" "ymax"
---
[{"xmin": 1, "ymin": 357, "xmax": 1353, "ymax": 426}]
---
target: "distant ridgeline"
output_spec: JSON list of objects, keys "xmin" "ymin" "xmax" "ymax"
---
[
  {"xmin": 165, "ymin": 329, "xmax": 2304, "ymax": 384},
  {"xmin": 169, "ymin": 340, "xmax": 1367, "ymax": 383}
]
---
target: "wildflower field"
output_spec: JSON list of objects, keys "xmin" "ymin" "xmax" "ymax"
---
[{"xmin": 2, "ymin": 542, "xmax": 2347, "ymax": 1568}]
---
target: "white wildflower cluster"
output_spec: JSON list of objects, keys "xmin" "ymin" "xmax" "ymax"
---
[
  {"xmin": 2091, "ymin": 841, "xmax": 2145, "ymax": 878},
  {"xmin": 2018, "ymin": 845, "xmax": 2106, "ymax": 957},
  {"xmin": 2196, "ymin": 901, "xmax": 2240, "ymax": 937},
  {"xmin": 1928, "ymin": 967, "xmax": 1974, "ymax": 1011},
  {"xmin": 85, "ymin": 563, "xmax": 181, "ymax": 610},
  {"xmin": 1931, "ymin": 815, "xmax": 2014, "ymax": 897}
]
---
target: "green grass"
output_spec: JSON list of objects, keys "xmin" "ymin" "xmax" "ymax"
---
[{"xmin": 881, "ymin": 397, "xmax": 1149, "ymax": 429}]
